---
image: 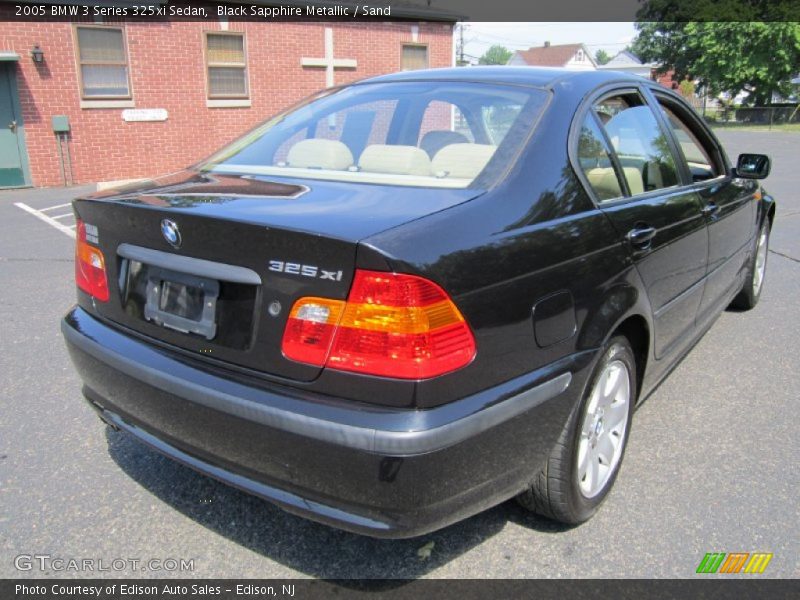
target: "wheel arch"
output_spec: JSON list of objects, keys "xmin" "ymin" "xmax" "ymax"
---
[
  {"xmin": 576, "ymin": 275, "xmax": 653, "ymax": 403},
  {"xmin": 609, "ymin": 314, "xmax": 650, "ymax": 400},
  {"xmin": 760, "ymin": 192, "xmax": 776, "ymax": 231}
]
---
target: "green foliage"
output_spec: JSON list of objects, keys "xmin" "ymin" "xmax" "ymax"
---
[
  {"xmin": 678, "ymin": 78, "xmax": 696, "ymax": 98},
  {"xmin": 632, "ymin": 14, "xmax": 800, "ymax": 105},
  {"xmin": 479, "ymin": 45, "xmax": 513, "ymax": 65},
  {"xmin": 595, "ymin": 49, "xmax": 612, "ymax": 65}
]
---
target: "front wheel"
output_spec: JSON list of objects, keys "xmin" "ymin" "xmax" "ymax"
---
[
  {"xmin": 730, "ymin": 220, "xmax": 770, "ymax": 310},
  {"xmin": 517, "ymin": 336, "xmax": 636, "ymax": 524}
]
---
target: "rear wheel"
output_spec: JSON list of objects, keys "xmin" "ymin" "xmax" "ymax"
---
[
  {"xmin": 517, "ymin": 336, "xmax": 635, "ymax": 524},
  {"xmin": 731, "ymin": 220, "xmax": 770, "ymax": 310}
]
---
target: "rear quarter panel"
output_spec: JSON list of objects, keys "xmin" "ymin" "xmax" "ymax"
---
[{"xmin": 366, "ymin": 100, "xmax": 653, "ymax": 408}]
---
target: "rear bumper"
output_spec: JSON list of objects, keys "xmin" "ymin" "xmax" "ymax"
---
[{"xmin": 63, "ymin": 306, "xmax": 591, "ymax": 538}]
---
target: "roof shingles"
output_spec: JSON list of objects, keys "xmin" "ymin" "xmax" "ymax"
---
[{"xmin": 512, "ymin": 44, "xmax": 586, "ymax": 67}]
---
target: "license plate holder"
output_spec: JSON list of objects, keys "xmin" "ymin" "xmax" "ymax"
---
[{"xmin": 144, "ymin": 267, "xmax": 219, "ymax": 340}]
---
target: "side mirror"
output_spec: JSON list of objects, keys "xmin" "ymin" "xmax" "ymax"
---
[{"xmin": 735, "ymin": 153, "xmax": 771, "ymax": 179}]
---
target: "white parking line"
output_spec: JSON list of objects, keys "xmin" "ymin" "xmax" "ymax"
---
[
  {"xmin": 39, "ymin": 203, "xmax": 73, "ymax": 212},
  {"xmin": 14, "ymin": 202, "xmax": 76, "ymax": 239},
  {"xmin": 51, "ymin": 213, "xmax": 74, "ymax": 220}
]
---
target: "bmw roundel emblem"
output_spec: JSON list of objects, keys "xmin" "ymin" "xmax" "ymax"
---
[{"xmin": 160, "ymin": 219, "xmax": 181, "ymax": 249}]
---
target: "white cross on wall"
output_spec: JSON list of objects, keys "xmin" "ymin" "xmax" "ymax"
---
[{"xmin": 301, "ymin": 27, "xmax": 357, "ymax": 88}]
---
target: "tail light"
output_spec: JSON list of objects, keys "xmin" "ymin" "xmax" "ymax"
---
[
  {"xmin": 75, "ymin": 219, "xmax": 109, "ymax": 302},
  {"xmin": 282, "ymin": 270, "xmax": 476, "ymax": 379},
  {"xmin": 282, "ymin": 297, "xmax": 345, "ymax": 366}
]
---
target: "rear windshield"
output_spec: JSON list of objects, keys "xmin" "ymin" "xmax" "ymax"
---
[{"xmin": 202, "ymin": 81, "xmax": 548, "ymax": 189}]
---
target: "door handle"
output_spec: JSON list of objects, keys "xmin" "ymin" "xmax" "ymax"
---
[
  {"xmin": 626, "ymin": 225, "xmax": 657, "ymax": 249},
  {"xmin": 8, "ymin": 120, "xmax": 17, "ymax": 133},
  {"xmin": 701, "ymin": 202, "xmax": 720, "ymax": 218}
]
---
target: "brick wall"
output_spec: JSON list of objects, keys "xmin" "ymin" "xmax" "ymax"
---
[{"xmin": 0, "ymin": 19, "xmax": 453, "ymax": 186}]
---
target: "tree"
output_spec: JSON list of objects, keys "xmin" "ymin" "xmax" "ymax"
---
[
  {"xmin": 479, "ymin": 45, "xmax": 513, "ymax": 65},
  {"xmin": 678, "ymin": 78, "xmax": 696, "ymax": 99},
  {"xmin": 595, "ymin": 49, "xmax": 612, "ymax": 65},
  {"xmin": 632, "ymin": 18, "xmax": 800, "ymax": 105}
]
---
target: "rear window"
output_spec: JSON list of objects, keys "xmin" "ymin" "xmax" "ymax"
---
[{"xmin": 203, "ymin": 81, "xmax": 548, "ymax": 189}]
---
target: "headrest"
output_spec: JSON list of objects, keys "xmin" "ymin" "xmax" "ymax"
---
[
  {"xmin": 431, "ymin": 144, "xmax": 496, "ymax": 180},
  {"xmin": 585, "ymin": 167, "xmax": 643, "ymax": 198},
  {"xmin": 359, "ymin": 145, "xmax": 432, "ymax": 176},
  {"xmin": 419, "ymin": 130, "xmax": 470, "ymax": 158},
  {"xmin": 286, "ymin": 139, "xmax": 354, "ymax": 170}
]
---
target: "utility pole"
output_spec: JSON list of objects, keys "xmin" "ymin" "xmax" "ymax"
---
[{"xmin": 456, "ymin": 22, "xmax": 469, "ymax": 66}]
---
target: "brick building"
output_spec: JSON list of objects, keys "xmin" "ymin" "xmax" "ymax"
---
[{"xmin": 0, "ymin": 7, "xmax": 455, "ymax": 188}]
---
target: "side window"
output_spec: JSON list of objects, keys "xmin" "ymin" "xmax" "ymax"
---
[
  {"xmin": 595, "ymin": 93, "xmax": 679, "ymax": 194},
  {"xmin": 657, "ymin": 100, "xmax": 722, "ymax": 181},
  {"xmin": 577, "ymin": 114, "xmax": 624, "ymax": 201}
]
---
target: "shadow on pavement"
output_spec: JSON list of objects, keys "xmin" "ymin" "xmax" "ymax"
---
[{"xmin": 104, "ymin": 425, "xmax": 572, "ymax": 580}]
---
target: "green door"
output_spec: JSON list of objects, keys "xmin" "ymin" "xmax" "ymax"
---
[{"xmin": 0, "ymin": 64, "xmax": 28, "ymax": 188}]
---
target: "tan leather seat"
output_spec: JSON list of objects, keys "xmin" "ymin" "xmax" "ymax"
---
[
  {"xmin": 359, "ymin": 145, "xmax": 432, "ymax": 176},
  {"xmin": 286, "ymin": 139, "xmax": 354, "ymax": 170},
  {"xmin": 622, "ymin": 168, "xmax": 645, "ymax": 195},
  {"xmin": 585, "ymin": 167, "xmax": 644, "ymax": 199},
  {"xmin": 431, "ymin": 144, "xmax": 496, "ymax": 180}
]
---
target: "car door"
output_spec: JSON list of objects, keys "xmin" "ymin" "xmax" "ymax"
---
[
  {"xmin": 651, "ymin": 90, "xmax": 757, "ymax": 323},
  {"xmin": 574, "ymin": 87, "xmax": 709, "ymax": 360}
]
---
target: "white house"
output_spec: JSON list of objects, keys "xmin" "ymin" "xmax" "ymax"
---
[
  {"xmin": 597, "ymin": 50, "xmax": 656, "ymax": 78},
  {"xmin": 508, "ymin": 42, "xmax": 596, "ymax": 71}
]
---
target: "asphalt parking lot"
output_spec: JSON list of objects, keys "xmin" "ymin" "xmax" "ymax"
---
[{"xmin": 1, "ymin": 130, "xmax": 798, "ymax": 579}]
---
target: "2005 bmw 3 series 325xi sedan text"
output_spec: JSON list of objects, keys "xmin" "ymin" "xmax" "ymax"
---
[{"xmin": 62, "ymin": 67, "xmax": 776, "ymax": 538}]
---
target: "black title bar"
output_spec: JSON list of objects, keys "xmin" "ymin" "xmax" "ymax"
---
[{"xmin": 1, "ymin": 0, "xmax": 798, "ymax": 22}]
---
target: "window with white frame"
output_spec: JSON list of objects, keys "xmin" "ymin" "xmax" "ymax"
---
[
  {"xmin": 75, "ymin": 26, "xmax": 131, "ymax": 99},
  {"xmin": 206, "ymin": 32, "xmax": 249, "ymax": 99}
]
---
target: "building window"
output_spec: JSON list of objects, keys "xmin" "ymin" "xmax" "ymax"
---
[
  {"xmin": 401, "ymin": 44, "xmax": 428, "ymax": 71},
  {"xmin": 576, "ymin": 50, "xmax": 584, "ymax": 62},
  {"xmin": 75, "ymin": 26, "xmax": 131, "ymax": 99},
  {"xmin": 205, "ymin": 32, "xmax": 248, "ymax": 99}
]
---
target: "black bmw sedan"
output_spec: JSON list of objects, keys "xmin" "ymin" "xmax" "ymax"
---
[{"xmin": 62, "ymin": 67, "xmax": 775, "ymax": 538}]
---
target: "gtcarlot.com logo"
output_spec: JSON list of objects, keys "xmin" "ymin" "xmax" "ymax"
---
[
  {"xmin": 14, "ymin": 554, "xmax": 195, "ymax": 573},
  {"xmin": 696, "ymin": 552, "xmax": 773, "ymax": 574}
]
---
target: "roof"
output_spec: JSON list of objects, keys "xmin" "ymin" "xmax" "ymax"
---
[
  {"xmin": 361, "ymin": 66, "xmax": 642, "ymax": 90},
  {"xmin": 510, "ymin": 44, "xmax": 593, "ymax": 68},
  {"xmin": 598, "ymin": 50, "xmax": 656, "ymax": 70},
  {"xmin": 604, "ymin": 50, "xmax": 642, "ymax": 66}
]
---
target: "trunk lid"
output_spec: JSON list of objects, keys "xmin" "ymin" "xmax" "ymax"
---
[{"xmin": 74, "ymin": 170, "xmax": 482, "ymax": 381}]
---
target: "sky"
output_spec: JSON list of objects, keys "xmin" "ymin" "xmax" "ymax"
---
[{"xmin": 462, "ymin": 22, "xmax": 638, "ymax": 63}]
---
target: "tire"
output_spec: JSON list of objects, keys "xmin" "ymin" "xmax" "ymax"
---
[
  {"xmin": 730, "ymin": 219, "xmax": 770, "ymax": 310},
  {"xmin": 517, "ymin": 335, "xmax": 636, "ymax": 524}
]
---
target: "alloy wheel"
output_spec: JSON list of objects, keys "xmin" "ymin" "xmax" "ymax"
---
[
  {"xmin": 577, "ymin": 359, "xmax": 631, "ymax": 498},
  {"xmin": 753, "ymin": 229, "xmax": 768, "ymax": 296}
]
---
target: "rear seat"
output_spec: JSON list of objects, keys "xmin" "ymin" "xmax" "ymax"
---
[
  {"xmin": 285, "ymin": 140, "xmax": 497, "ymax": 182},
  {"xmin": 419, "ymin": 130, "xmax": 470, "ymax": 158},
  {"xmin": 286, "ymin": 139, "xmax": 354, "ymax": 170},
  {"xmin": 359, "ymin": 145, "xmax": 432, "ymax": 176},
  {"xmin": 431, "ymin": 144, "xmax": 496, "ymax": 180},
  {"xmin": 585, "ymin": 167, "xmax": 644, "ymax": 198}
]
